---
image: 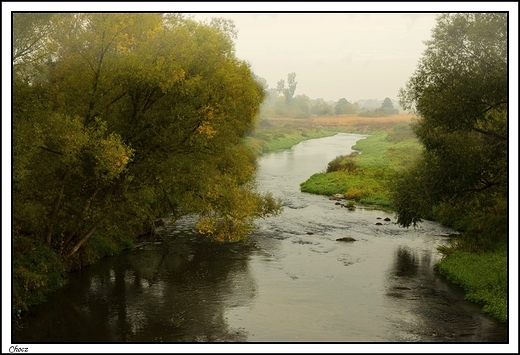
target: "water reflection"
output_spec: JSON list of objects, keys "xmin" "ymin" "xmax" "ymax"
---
[
  {"xmin": 392, "ymin": 246, "xmax": 419, "ymax": 277},
  {"xmin": 13, "ymin": 235, "xmax": 256, "ymax": 342},
  {"xmin": 13, "ymin": 133, "xmax": 508, "ymax": 343},
  {"xmin": 384, "ymin": 243, "xmax": 507, "ymax": 342}
]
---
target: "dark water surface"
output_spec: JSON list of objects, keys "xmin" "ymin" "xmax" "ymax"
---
[{"xmin": 12, "ymin": 133, "xmax": 508, "ymax": 346}]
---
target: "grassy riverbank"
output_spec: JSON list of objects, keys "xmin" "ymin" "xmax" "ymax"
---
[
  {"xmin": 435, "ymin": 250, "xmax": 507, "ymax": 322},
  {"xmin": 245, "ymin": 114, "xmax": 415, "ymax": 155},
  {"xmin": 245, "ymin": 118, "xmax": 341, "ymax": 155},
  {"xmin": 292, "ymin": 116, "xmax": 507, "ymax": 324},
  {"xmin": 300, "ymin": 122, "xmax": 422, "ymax": 207},
  {"xmin": 13, "ymin": 114, "xmax": 507, "ymax": 325}
]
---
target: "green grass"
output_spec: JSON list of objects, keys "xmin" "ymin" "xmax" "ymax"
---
[
  {"xmin": 352, "ymin": 124, "xmax": 423, "ymax": 171},
  {"xmin": 300, "ymin": 169, "xmax": 394, "ymax": 207},
  {"xmin": 246, "ymin": 128, "xmax": 341, "ymax": 155},
  {"xmin": 300, "ymin": 122, "xmax": 422, "ymax": 208},
  {"xmin": 271, "ymin": 119, "xmax": 507, "ymax": 324},
  {"xmin": 435, "ymin": 250, "xmax": 507, "ymax": 322}
]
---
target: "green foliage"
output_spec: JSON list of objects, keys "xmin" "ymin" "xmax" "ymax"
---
[
  {"xmin": 277, "ymin": 72, "xmax": 297, "ymax": 103},
  {"xmin": 393, "ymin": 14, "xmax": 508, "ymax": 322},
  {"xmin": 326, "ymin": 152, "xmax": 359, "ymax": 173},
  {"xmin": 13, "ymin": 234, "xmax": 67, "ymax": 314},
  {"xmin": 311, "ymin": 98, "xmax": 334, "ymax": 116},
  {"xmin": 345, "ymin": 200, "xmax": 356, "ymax": 209},
  {"xmin": 246, "ymin": 123, "xmax": 340, "ymax": 155},
  {"xmin": 381, "ymin": 97, "xmax": 394, "ymax": 110},
  {"xmin": 334, "ymin": 98, "xmax": 359, "ymax": 115},
  {"xmin": 435, "ymin": 251, "xmax": 507, "ymax": 322},
  {"xmin": 13, "ymin": 13, "xmax": 282, "ymax": 313},
  {"xmin": 300, "ymin": 123, "xmax": 422, "ymax": 209},
  {"xmin": 395, "ymin": 13, "xmax": 507, "ymax": 241}
]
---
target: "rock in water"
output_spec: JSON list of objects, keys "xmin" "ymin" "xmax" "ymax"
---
[{"xmin": 336, "ymin": 237, "xmax": 356, "ymax": 242}]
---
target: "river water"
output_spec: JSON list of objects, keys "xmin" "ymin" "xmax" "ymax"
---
[{"xmin": 12, "ymin": 133, "xmax": 508, "ymax": 347}]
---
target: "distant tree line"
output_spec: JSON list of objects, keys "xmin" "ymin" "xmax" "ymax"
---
[{"xmin": 256, "ymin": 73, "xmax": 400, "ymax": 119}]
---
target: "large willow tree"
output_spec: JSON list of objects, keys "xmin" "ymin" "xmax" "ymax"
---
[
  {"xmin": 395, "ymin": 13, "xmax": 507, "ymax": 249},
  {"xmin": 13, "ymin": 13, "xmax": 281, "ymax": 263}
]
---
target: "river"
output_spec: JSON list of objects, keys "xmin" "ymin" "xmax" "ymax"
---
[{"xmin": 12, "ymin": 133, "xmax": 508, "ymax": 349}]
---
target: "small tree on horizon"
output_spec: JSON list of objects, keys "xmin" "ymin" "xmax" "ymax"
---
[{"xmin": 277, "ymin": 72, "xmax": 297, "ymax": 103}]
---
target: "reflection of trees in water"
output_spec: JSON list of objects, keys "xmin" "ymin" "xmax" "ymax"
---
[
  {"xmin": 385, "ymin": 244, "xmax": 507, "ymax": 342},
  {"xmin": 13, "ymin": 235, "xmax": 255, "ymax": 342},
  {"xmin": 99, "ymin": 237, "xmax": 256, "ymax": 342},
  {"xmin": 392, "ymin": 246, "xmax": 419, "ymax": 277}
]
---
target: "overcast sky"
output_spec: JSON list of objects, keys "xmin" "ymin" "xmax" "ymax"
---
[
  {"xmin": 191, "ymin": 13, "xmax": 438, "ymax": 102},
  {"xmin": 3, "ymin": 3, "xmax": 517, "ymax": 104}
]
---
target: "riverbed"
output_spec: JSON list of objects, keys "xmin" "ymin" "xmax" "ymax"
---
[{"xmin": 12, "ymin": 133, "xmax": 508, "ymax": 347}]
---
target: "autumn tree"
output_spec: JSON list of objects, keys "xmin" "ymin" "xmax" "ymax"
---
[
  {"xmin": 13, "ymin": 13, "xmax": 281, "ymax": 264},
  {"xmin": 394, "ymin": 13, "xmax": 507, "ymax": 249}
]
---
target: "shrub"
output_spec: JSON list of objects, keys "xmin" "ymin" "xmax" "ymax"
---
[
  {"xmin": 326, "ymin": 152, "xmax": 359, "ymax": 173},
  {"xmin": 13, "ymin": 234, "xmax": 68, "ymax": 316}
]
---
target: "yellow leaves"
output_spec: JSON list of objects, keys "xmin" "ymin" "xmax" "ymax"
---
[
  {"xmin": 196, "ymin": 214, "xmax": 250, "ymax": 243},
  {"xmin": 92, "ymin": 133, "xmax": 133, "ymax": 181},
  {"xmin": 196, "ymin": 105, "xmax": 219, "ymax": 138},
  {"xmin": 196, "ymin": 216, "xmax": 218, "ymax": 236},
  {"xmin": 193, "ymin": 178, "xmax": 281, "ymax": 243},
  {"xmin": 196, "ymin": 121, "xmax": 217, "ymax": 138},
  {"xmin": 115, "ymin": 41, "xmax": 131, "ymax": 53}
]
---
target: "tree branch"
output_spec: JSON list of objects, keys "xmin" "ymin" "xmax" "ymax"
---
[
  {"xmin": 40, "ymin": 146, "xmax": 64, "ymax": 155},
  {"xmin": 471, "ymin": 126, "xmax": 507, "ymax": 141}
]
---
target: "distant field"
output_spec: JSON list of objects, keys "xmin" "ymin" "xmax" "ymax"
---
[
  {"xmin": 249, "ymin": 113, "xmax": 420, "ymax": 155},
  {"xmin": 264, "ymin": 113, "xmax": 418, "ymax": 133}
]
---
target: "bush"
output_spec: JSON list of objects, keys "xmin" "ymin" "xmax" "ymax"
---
[
  {"xmin": 326, "ymin": 152, "xmax": 359, "ymax": 173},
  {"xmin": 13, "ymin": 234, "xmax": 68, "ymax": 316}
]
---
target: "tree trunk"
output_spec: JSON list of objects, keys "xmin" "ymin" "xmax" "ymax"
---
[
  {"xmin": 64, "ymin": 217, "xmax": 103, "ymax": 259},
  {"xmin": 62, "ymin": 187, "xmax": 101, "ymax": 251},
  {"xmin": 64, "ymin": 182, "xmax": 118, "ymax": 258},
  {"xmin": 44, "ymin": 175, "xmax": 67, "ymax": 247}
]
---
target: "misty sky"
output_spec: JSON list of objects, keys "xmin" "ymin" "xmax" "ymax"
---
[{"xmin": 191, "ymin": 13, "xmax": 438, "ymax": 102}]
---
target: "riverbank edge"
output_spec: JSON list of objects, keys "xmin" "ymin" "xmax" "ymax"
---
[
  {"xmin": 298, "ymin": 129, "xmax": 508, "ymax": 324},
  {"xmin": 13, "ymin": 119, "xmax": 507, "ymax": 327},
  {"xmin": 245, "ymin": 128, "xmax": 345, "ymax": 155},
  {"xmin": 11, "ymin": 126, "xmax": 356, "ymax": 320}
]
